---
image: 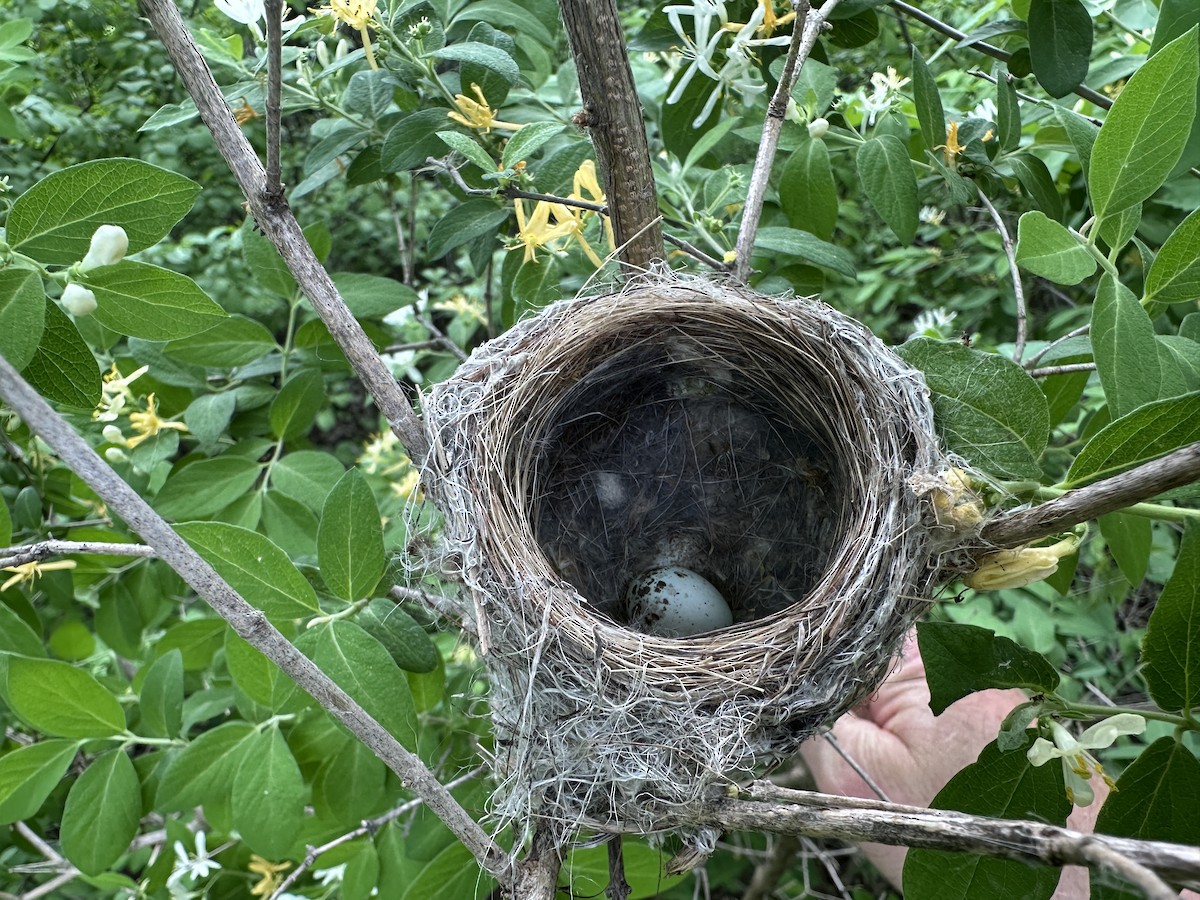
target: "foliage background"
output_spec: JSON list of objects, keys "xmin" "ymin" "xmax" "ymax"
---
[{"xmin": 1, "ymin": 0, "xmax": 1199, "ymax": 897}]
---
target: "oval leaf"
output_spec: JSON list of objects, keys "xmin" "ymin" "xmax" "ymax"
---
[
  {"xmin": 139, "ymin": 648, "xmax": 184, "ymax": 739},
  {"xmin": 61, "ymin": 750, "xmax": 141, "ymax": 875},
  {"xmin": 752, "ymin": 226, "xmax": 856, "ymax": 277},
  {"xmin": 87, "ymin": 260, "xmax": 226, "ymax": 341},
  {"xmin": 1145, "ymin": 206, "xmax": 1200, "ymax": 304},
  {"xmin": 7, "ymin": 656, "xmax": 125, "ymax": 738},
  {"xmin": 155, "ymin": 456, "xmax": 264, "ymax": 520},
  {"xmin": 0, "ymin": 268, "xmax": 45, "ymax": 371},
  {"xmin": 22, "ymin": 301, "xmax": 102, "ymax": 409},
  {"xmin": 1141, "ymin": 522, "xmax": 1200, "ymax": 712},
  {"xmin": 1094, "ymin": 737, "xmax": 1200, "ymax": 850},
  {"xmin": 1027, "ymin": 0, "xmax": 1093, "ymax": 99},
  {"xmin": 231, "ymin": 725, "xmax": 304, "ymax": 859},
  {"xmin": 1065, "ymin": 391, "xmax": 1200, "ymax": 487},
  {"xmin": 856, "ymin": 135, "xmax": 919, "ymax": 244},
  {"xmin": 1091, "ymin": 274, "xmax": 1165, "ymax": 418},
  {"xmin": 427, "ymin": 200, "xmax": 510, "ymax": 259},
  {"xmin": 427, "ymin": 42, "xmax": 519, "ymax": 85},
  {"xmin": 0, "ymin": 739, "xmax": 78, "ymax": 825},
  {"xmin": 1014, "ymin": 211, "xmax": 1095, "ymax": 284},
  {"xmin": 318, "ymin": 468, "xmax": 385, "ymax": 603},
  {"xmin": 779, "ymin": 136, "xmax": 838, "ymax": 240}
]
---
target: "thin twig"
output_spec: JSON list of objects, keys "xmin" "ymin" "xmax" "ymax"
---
[
  {"xmin": 966, "ymin": 69, "xmax": 1103, "ymax": 126},
  {"xmin": 819, "ymin": 730, "xmax": 891, "ymax": 802},
  {"xmin": 271, "ymin": 767, "xmax": 487, "ymax": 897},
  {"xmin": 141, "ymin": 0, "xmax": 428, "ymax": 464},
  {"xmin": 734, "ymin": 0, "xmax": 844, "ymax": 283},
  {"xmin": 19, "ymin": 872, "xmax": 78, "ymax": 900},
  {"xmin": 664, "ymin": 232, "xmax": 730, "ymax": 272},
  {"xmin": 889, "ymin": 1, "xmax": 1113, "ymax": 110},
  {"xmin": 1075, "ymin": 839, "xmax": 1178, "ymax": 900},
  {"xmin": 264, "ymin": 0, "xmax": 282, "ymax": 195},
  {"xmin": 427, "ymin": 156, "xmax": 609, "ymax": 214},
  {"xmin": 606, "ymin": 835, "xmax": 630, "ymax": 900},
  {"xmin": 741, "ymin": 834, "xmax": 800, "ymax": 900},
  {"xmin": 417, "ymin": 316, "xmax": 469, "ymax": 362},
  {"xmin": 982, "ymin": 442, "xmax": 1200, "ymax": 548},
  {"xmin": 1025, "ymin": 323, "xmax": 1091, "ymax": 368},
  {"xmin": 1028, "ymin": 362, "xmax": 1096, "ymax": 378},
  {"xmin": 389, "ymin": 186, "xmax": 416, "ymax": 286},
  {"xmin": 15, "ymin": 824, "xmax": 64, "ymax": 865},
  {"xmin": 975, "ymin": 188, "xmax": 1027, "ymax": 362},
  {"xmin": 0, "ymin": 354, "xmax": 511, "ymax": 886},
  {"xmin": 0, "ymin": 540, "xmax": 156, "ymax": 568}
]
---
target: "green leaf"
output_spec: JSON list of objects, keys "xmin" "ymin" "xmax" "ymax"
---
[
  {"xmin": 896, "ymin": 337, "xmax": 1049, "ymax": 479},
  {"xmin": 154, "ymin": 618, "xmax": 226, "ymax": 671},
  {"xmin": 1098, "ymin": 513, "xmax": 1151, "ymax": 586},
  {"xmin": 22, "ymin": 301, "xmax": 101, "ymax": 408},
  {"xmin": 271, "ymin": 450, "xmax": 346, "ymax": 512},
  {"xmin": 1094, "ymin": 737, "xmax": 1200, "ymax": 858},
  {"xmin": 155, "ymin": 456, "xmax": 263, "ymax": 520},
  {"xmin": 7, "ymin": 656, "xmax": 125, "ymax": 738},
  {"xmin": 427, "ymin": 42, "xmax": 519, "ymax": 84},
  {"xmin": 779, "ymin": 135, "xmax": 838, "ymax": 240},
  {"xmin": 1092, "ymin": 274, "xmax": 1164, "ymax": 418},
  {"xmin": 917, "ymin": 621, "xmax": 1060, "ymax": 715},
  {"xmin": 261, "ymin": 490, "xmax": 319, "ymax": 558},
  {"xmin": 436, "ymin": 130, "xmax": 496, "ymax": 172},
  {"xmin": 911, "ymin": 48, "xmax": 945, "ymax": 154},
  {"xmin": 0, "ymin": 739, "xmax": 78, "ymax": 825},
  {"xmin": 1089, "ymin": 27, "xmax": 1200, "ymax": 221},
  {"xmin": 232, "ymin": 725, "xmax": 304, "ymax": 859},
  {"xmin": 1145, "ymin": 206, "xmax": 1200, "ymax": 303},
  {"xmin": 399, "ymin": 839, "xmax": 495, "ymax": 900},
  {"xmin": 318, "ymin": 468, "xmax": 385, "ymax": 602},
  {"xmin": 139, "ymin": 648, "xmax": 183, "ymax": 739},
  {"xmin": 344, "ymin": 69, "xmax": 397, "ymax": 120},
  {"xmin": 0, "ymin": 268, "xmax": 45, "ymax": 370},
  {"xmin": 176, "ymin": 522, "xmax": 319, "ymax": 618},
  {"xmin": 752, "ymin": 227, "xmax": 856, "ymax": 277},
  {"xmin": 1065, "ymin": 392, "xmax": 1200, "ymax": 486},
  {"xmin": 0, "ymin": 600, "xmax": 44, "ymax": 658},
  {"xmin": 1009, "ymin": 154, "xmax": 1063, "ymax": 222},
  {"xmin": 562, "ymin": 841, "xmax": 687, "ymax": 899},
  {"xmin": 427, "ymin": 200, "xmax": 510, "ymax": 259},
  {"xmin": 382, "ymin": 109, "xmax": 453, "ymax": 172},
  {"xmin": 682, "ymin": 115, "xmax": 741, "ymax": 173},
  {"xmin": 7, "ymin": 159, "xmax": 201, "ymax": 264},
  {"xmin": 904, "ymin": 735, "xmax": 1068, "ymax": 899},
  {"xmin": 156, "ymin": 721, "xmax": 256, "ymax": 813},
  {"xmin": 1014, "ymin": 211, "xmax": 1095, "ymax": 284},
  {"xmin": 295, "ymin": 621, "xmax": 418, "ymax": 747},
  {"xmin": 332, "ymin": 272, "xmax": 421, "ymax": 319},
  {"xmin": 184, "ymin": 392, "xmax": 238, "ymax": 447},
  {"xmin": 166, "ymin": 315, "xmax": 278, "ymax": 367},
  {"xmin": 502, "ymin": 121, "xmax": 563, "ymax": 170},
  {"xmin": 1053, "ymin": 107, "xmax": 1099, "ymax": 177},
  {"xmin": 314, "ymin": 740, "xmax": 386, "ymax": 827},
  {"xmin": 1098, "ymin": 202, "xmax": 1141, "ymax": 251},
  {"xmin": 1141, "ymin": 523, "xmax": 1200, "ymax": 712},
  {"xmin": 996, "ymin": 64, "xmax": 1022, "ymax": 152},
  {"xmin": 242, "ymin": 224, "xmax": 297, "ymax": 297},
  {"xmin": 453, "ymin": 0, "xmax": 556, "ymax": 46},
  {"xmin": 226, "ymin": 630, "xmax": 302, "ymax": 710},
  {"xmin": 270, "ymin": 369, "xmax": 325, "ymax": 441},
  {"xmin": 1027, "ymin": 0, "xmax": 1093, "ymax": 99},
  {"xmin": 856, "ymin": 135, "xmax": 919, "ymax": 244},
  {"xmin": 87, "ymin": 260, "xmax": 226, "ymax": 341},
  {"xmin": 60, "ymin": 750, "xmax": 141, "ymax": 875},
  {"xmin": 359, "ymin": 599, "xmax": 440, "ymax": 673}
]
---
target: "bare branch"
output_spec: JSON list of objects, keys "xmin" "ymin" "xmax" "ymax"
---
[
  {"xmin": 557, "ymin": 0, "xmax": 663, "ymax": 268},
  {"xmin": 0, "ymin": 540, "xmax": 156, "ymax": 568},
  {"xmin": 1028, "ymin": 362, "xmax": 1096, "ymax": 378},
  {"xmin": 139, "ymin": 0, "xmax": 428, "ymax": 464},
  {"xmin": 426, "ymin": 155, "xmax": 609, "ymax": 214},
  {"xmin": 742, "ymin": 834, "xmax": 801, "ymax": 900},
  {"xmin": 1025, "ymin": 323, "xmax": 1091, "ymax": 368},
  {"xmin": 663, "ymin": 232, "xmax": 731, "ymax": 272},
  {"xmin": 975, "ymin": 188, "xmax": 1027, "ymax": 363},
  {"xmin": 264, "ymin": 0, "xmax": 282, "ymax": 195},
  {"xmin": 0, "ymin": 355, "xmax": 510, "ymax": 886},
  {"xmin": 734, "ymin": 0, "xmax": 843, "ymax": 283},
  {"xmin": 982, "ymin": 442, "xmax": 1200, "ymax": 548},
  {"xmin": 606, "ymin": 835, "xmax": 631, "ymax": 900}
]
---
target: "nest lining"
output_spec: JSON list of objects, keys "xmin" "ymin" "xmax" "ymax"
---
[{"xmin": 422, "ymin": 278, "xmax": 948, "ymax": 840}]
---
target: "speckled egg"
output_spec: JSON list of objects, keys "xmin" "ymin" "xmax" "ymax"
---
[{"xmin": 626, "ymin": 566, "xmax": 732, "ymax": 637}]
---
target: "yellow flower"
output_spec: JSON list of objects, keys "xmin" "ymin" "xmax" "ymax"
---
[
  {"xmin": 391, "ymin": 467, "xmax": 423, "ymax": 501},
  {"xmin": 513, "ymin": 198, "xmax": 576, "ymax": 263},
  {"xmin": 936, "ymin": 120, "xmax": 965, "ymax": 168},
  {"xmin": 433, "ymin": 293, "xmax": 485, "ymax": 324},
  {"xmin": 447, "ymin": 83, "xmax": 523, "ymax": 133},
  {"xmin": 757, "ymin": 0, "xmax": 795, "ymax": 36},
  {"xmin": 94, "ymin": 364, "xmax": 149, "ymax": 422},
  {"xmin": 930, "ymin": 467, "xmax": 984, "ymax": 531},
  {"xmin": 2, "ymin": 560, "xmax": 77, "ymax": 593},
  {"xmin": 126, "ymin": 394, "xmax": 188, "ymax": 449},
  {"xmin": 248, "ymin": 855, "xmax": 290, "ymax": 897},
  {"xmin": 311, "ymin": 0, "xmax": 378, "ymax": 69},
  {"xmin": 965, "ymin": 534, "xmax": 1080, "ymax": 591},
  {"xmin": 233, "ymin": 98, "xmax": 258, "ymax": 125}
]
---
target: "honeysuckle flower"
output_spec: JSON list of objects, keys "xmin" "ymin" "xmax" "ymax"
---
[
  {"xmin": 313, "ymin": 864, "xmax": 346, "ymax": 886},
  {"xmin": 972, "ymin": 97, "xmax": 998, "ymax": 122},
  {"xmin": 61, "ymin": 283, "xmax": 98, "ymax": 317},
  {"xmin": 930, "ymin": 466, "xmax": 984, "ymax": 531},
  {"xmin": 937, "ymin": 120, "xmax": 966, "ymax": 167},
  {"xmin": 94, "ymin": 364, "xmax": 150, "ymax": 422},
  {"xmin": 167, "ymin": 832, "xmax": 222, "ymax": 890},
  {"xmin": 215, "ymin": 0, "xmax": 265, "ymax": 25},
  {"xmin": 855, "ymin": 66, "xmax": 911, "ymax": 126},
  {"xmin": 757, "ymin": 0, "xmax": 795, "ymax": 37},
  {"xmin": 1, "ymin": 560, "xmax": 77, "ymax": 593},
  {"xmin": 965, "ymin": 534, "xmax": 1081, "ymax": 591},
  {"xmin": 1028, "ymin": 714, "xmax": 1146, "ymax": 806},
  {"xmin": 513, "ymin": 199, "xmax": 576, "ymax": 263},
  {"xmin": 80, "ymin": 224, "xmax": 129, "ymax": 271},
  {"xmin": 102, "ymin": 424, "xmax": 125, "ymax": 444},
  {"xmin": 447, "ymin": 83, "xmax": 523, "ymax": 133},
  {"xmin": 248, "ymin": 855, "xmax": 290, "ymax": 897},
  {"xmin": 912, "ymin": 305, "xmax": 955, "ymax": 337},
  {"xmin": 807, "ymin": 116, "xmax": 829, "ymax": 139},
  {"xmin": 919, "ymin": 205, "xmax": 947, "ymax": 226},
  {"xmin": 126, "ymin": 394, "xmax": 189, "ymax": 448},
  {"xmin": 311, "ymin": 0, "xmax": 378, "ymax": 68}
]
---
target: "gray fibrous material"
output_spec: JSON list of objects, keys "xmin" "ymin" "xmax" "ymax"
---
[{"xmin": 421, "ymin": 277, "xmax": 952, "ymax": 853}]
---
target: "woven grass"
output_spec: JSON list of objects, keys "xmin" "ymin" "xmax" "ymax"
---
[{"xmin": 422, "ymin": 277, "xmax": 950, "ymax": 848}]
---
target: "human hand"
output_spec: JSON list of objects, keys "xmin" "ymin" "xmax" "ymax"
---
[{"xmin": 798, "ymin": 629, "xmax": 1107, "ymax": 898}]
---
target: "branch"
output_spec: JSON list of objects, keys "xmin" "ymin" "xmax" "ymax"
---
[
  {"xmin": 139, "ymin": 0, "xmax": 428, "ymax": 465},
  {"xmin": 264, "ymin": 0, "xmax": 282, "ymax": 195},
  {"xmin": 1028, "ymin": 362, "xmax": 1096, "ymax": 378},
  {"xmin": 646, "ymin": 783, "xmax": 1200, "ymax": 892},
  {"xmin": 888, "ymin": 1, "xmax": 1113, "ymax": 111},
  {"xmin": 0, "ymin": 355, "xmax": 510, "ymax": 887},
  {"xmin": 0, "ymin": 540, "xmax": 155, "ymax": 568},
  {"xmin": 975, "ymin": 188, "xmax": 1026, "ymax": 363},
  {"xmin": 734, "ymin": 0, "xmax": 843, "ymax": 283},
  {"xmin": 557, "ymin": 0, "xmax": 663, "ymax": 269},
  {"xmin": 982, "ymin": 442, "xmax": 1200, "ymax": 548}
]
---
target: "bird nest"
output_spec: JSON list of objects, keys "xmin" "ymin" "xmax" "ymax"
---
[{"xmin": 422, "ymin": 278, "xmax": 949, "ymax": 846}]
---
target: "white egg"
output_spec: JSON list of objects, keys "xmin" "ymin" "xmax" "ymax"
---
[{"xmin": 626, "ymin": 566, "xmax": 732, "ymax": 637}]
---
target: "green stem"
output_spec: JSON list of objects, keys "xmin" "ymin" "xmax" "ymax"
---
[
  {"xmin": 1062, "ymin": 701, "xmax": 1193, "ymax": 730},
  {"xmin": 1031, "ymin": 485, "xmax": 1200, "ymax": 524},
  {"xmin": 121, "ymin": 733, "xmax": 186, "ymax": 748},
  {"xmin": 307, "ymin": 596, "xmax": 371, "ymax": 627}
]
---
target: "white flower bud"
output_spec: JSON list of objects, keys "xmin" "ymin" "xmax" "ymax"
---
[
  {"xmin": 316, "ymin": 39, "xmax": 330, "ymax": 67},
  {"xmin": 102, "ymin": 424, "xmax": 125, "ymax": 444},
  {"xmin": 335, "ymin": 38, "xmax": 350, "ymax": 60},
  {"xmin": 104, "ymin": 447, "xmax": 129, "ymax": 464},
  {"xmin": 80, "ymin": 225, "xmax": 129, "ymax": 271},
  {"xmin": 808, "ymin": 117, "xmax": 829, "ymax": 139},
  {"xmin": 61, "ymin": 283, "xmax": 98, "ymax": 317}
]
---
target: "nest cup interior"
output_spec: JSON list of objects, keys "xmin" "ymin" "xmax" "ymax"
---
[{"xmin": 531, "ymin": 323, "xmax": 852, "ymax": 631}]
